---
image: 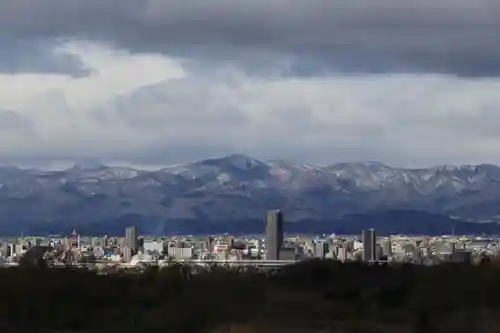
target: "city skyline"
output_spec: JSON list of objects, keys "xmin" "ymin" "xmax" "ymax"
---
[{"xmin": 0, "ymin": 225, "xmax": 487, "ymax": 267}]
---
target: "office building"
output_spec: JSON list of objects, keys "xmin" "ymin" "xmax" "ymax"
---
[
  {"xmin": 143, "ymin": 241, "xmax": 163, "ymax": 254},
  {"xmin": 376, "ymin": 243, "xmax": 383, "ymax": 260},
  {"xmin": 314, "ymin": 241, "xmax": 329, "ymax": 259},
  {"xmin": 137, "ymin": 236, "xmax": 145, "ymax": 252},
  {"xmin": 382, "ymin": 239, "xmax": 392, "ymax": 258},
  {"xmin": 226, "ymin": 236, "xmax": 235, "ymax": 249},
  {"xmin": 167, "ymin": 246, "xmax": 193, "ymax": 260},
  {"xmin": 279, "ymin": 247, "xmax": 297, "ymax": 261},
  {"xmin": 265, "ymin": 209, "xmax": 284, "ymax": 260},
  {"xmin": 125, "ymin": 226, "xmax": 137, "ymax": 252},
  {"xmin": 337, "ymin": 247, "xmax": 348, "ymax": 262},
  {"xmin": 257, "ymin": 239, "xmax": 263, "ymax": 256},
  {"xmin": 122, "ymin": 246, "xmax": 132, "ymax": 263},
  {"xmin": 8, "ymin": 243, "xmax": 16, "ymax": 257},
  {"xmin": 206, "ymin": 237, "xmax": 214, "ymax": 255},
  {"xmin": 362, "ymin": 229, "xmax": 377, "ymax": 262}
]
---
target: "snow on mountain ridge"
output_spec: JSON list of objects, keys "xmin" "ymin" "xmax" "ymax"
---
[
  {"xmin": 4, "ymin": 155, "xmax": 500, "ymax": 196},
  {"xmin": 4, "ymin": 155, "xmax": 500, "ymax": 224}
]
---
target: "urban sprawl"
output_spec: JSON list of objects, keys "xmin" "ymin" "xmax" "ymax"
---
[{"xmin": 1, "ymin": 210, "xmax": 497, "ymax": 270}]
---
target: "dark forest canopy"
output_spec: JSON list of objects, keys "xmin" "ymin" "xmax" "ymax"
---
[{"xmin": 2, "ymin": 261, "xmax": 500, "ymax": 332}]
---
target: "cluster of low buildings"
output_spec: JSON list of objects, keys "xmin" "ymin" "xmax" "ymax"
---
[{"xmin": 0, "ymin": 210, "xmax": 498, "ymax": 269}]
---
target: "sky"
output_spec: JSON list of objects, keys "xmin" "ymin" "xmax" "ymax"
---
[{"xmin": 1, "ymin": 0, "xmax": 500, "ymax": 168}]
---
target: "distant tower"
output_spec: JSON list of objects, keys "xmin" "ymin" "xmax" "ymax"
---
[
  {"xmin": 70, "ymin": 229, "xmax": 79, "ymax": 249},
  {"xmin": 382, "ymin": 239, "xmax": 392, "ymax": 258},
  {"xmin": 206, "ymin": 237, "xmax": 214, "ymax": 258},
  {"xmin": 265, "ymin": 209, "xmax": 284, "ymax": 260},
  {"xmin": 257, "ymin": 239, "xmax": 263, "ymax": 257},
  {"xmin": 314, "ymin": 241, "xmax": 329, "ymax": 259},
  {"xmin": 123, "ymin": 246, "xmax": 133, "ymax": 263},
  {"xmin": 450, "ymin": 242, "xmax": 456, "ymax": 254},
  {"xmin": 125, "ymin": 226, "xmax": 137, "ymax": 252},
  {"xmin": 362, "ymin": 229, "xmax": 377, "ymax": 262}
]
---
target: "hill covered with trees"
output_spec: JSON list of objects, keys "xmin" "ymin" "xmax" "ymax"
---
[{"xmin": 2, "ymin": 261, "xmax": 500, "ymax": 332}]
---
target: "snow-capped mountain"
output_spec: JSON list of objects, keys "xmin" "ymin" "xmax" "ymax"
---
[{"xmin": 2, "ymin": 154, "xmax": 500, "ymax": 234}]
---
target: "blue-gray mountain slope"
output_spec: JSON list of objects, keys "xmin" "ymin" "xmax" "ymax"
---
[{"xmin": 1, "ymin": 154, "xmax": 500, "ymax": 234}]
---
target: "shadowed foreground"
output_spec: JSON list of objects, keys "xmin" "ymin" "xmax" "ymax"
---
[{"xmin": 2, "ymin": 261, "xmax": 500, "ymax": 332}]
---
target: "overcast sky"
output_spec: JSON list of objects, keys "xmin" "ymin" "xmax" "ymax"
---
[{"xmin": 1, "ymin": 0, "xmax": 500, "ymax": 168}]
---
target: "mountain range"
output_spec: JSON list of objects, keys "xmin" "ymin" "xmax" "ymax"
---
[{"xmin": 1, "ymin": 154, "xmax": 500, "ymax": 235}]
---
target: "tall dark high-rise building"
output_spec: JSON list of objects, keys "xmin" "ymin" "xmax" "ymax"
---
[
  {"xmin": 362, "ymin": 228, "xmax": 377, "ymax": 262},
  {"xmin": 206, "ymin": 236, "xmax": 214, "ymax": 256},
  {"xmin": 125, "ymin": 226, "xmax": 137, "ymax": 252},
  {"xmin": 265, "ymin": 209, "xmax": 284, "ymax": 260}
]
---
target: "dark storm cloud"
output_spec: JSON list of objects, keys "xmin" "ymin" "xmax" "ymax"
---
[
  {"xmin": 0, "ymin": 38, "xmax": 90, "ymax": 76},
  {"xmin": 1, "ymin": 0, "xmax": 500, "ymax": 76}
]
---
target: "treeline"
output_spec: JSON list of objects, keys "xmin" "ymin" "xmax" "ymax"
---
[{"xmin": 1, "ymin": 261, "xmax": 500, "ymax": 332}]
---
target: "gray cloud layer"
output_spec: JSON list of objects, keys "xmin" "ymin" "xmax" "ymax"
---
[
  {"xmin": 2, "ymin": 1, "xmax": 500, "ymax": 168},
  {"xmin": 1, "ymin": 0, "xmax": 500, "ymax": 76},
  {"xmin": 4, "ymin": 72, "xmax": 500, "ymax": 168},
  {"xmin": 0, "ymin": 38, "xmax": 89, "ymax": 76}
]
